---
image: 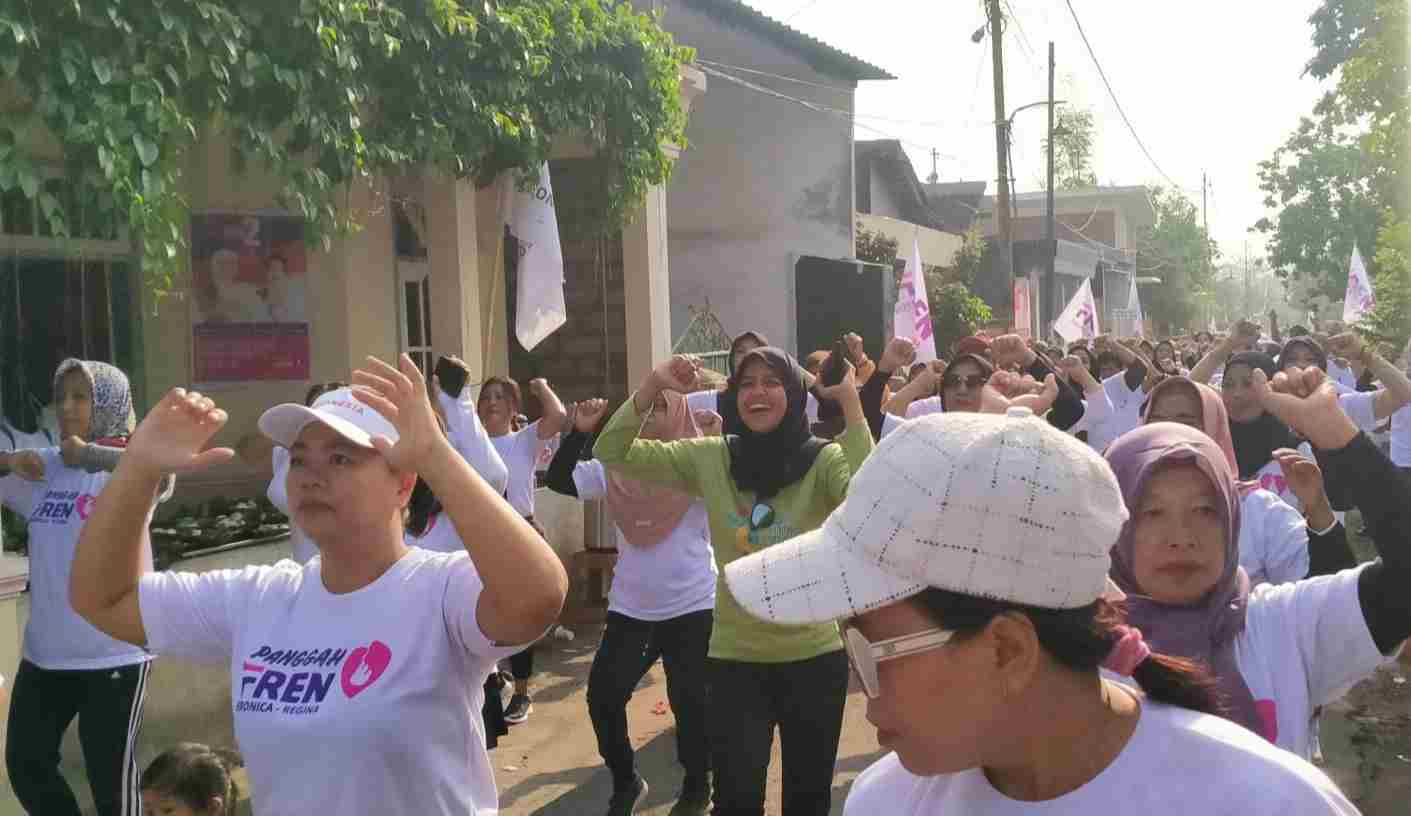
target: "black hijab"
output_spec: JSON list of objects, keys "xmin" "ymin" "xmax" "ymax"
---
[
  {"xmin": 719, "ymin": 331, "xmax": 770, "ymax": 436},
  {"xmin": 726, "ymin": 347, "xmax": 829, "ymax": 500},
  {"xmin": 1224, "ymin": 352, "xmax": 1301, "ymax": 479},
  {"xmin": 1280, "ymin": 336, "xmax": 1328, "ymax": 371}
]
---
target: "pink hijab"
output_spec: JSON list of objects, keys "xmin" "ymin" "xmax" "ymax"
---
[
  {"xmin": 606, "ymin": 391, "xmax": 700, "ymax": 547},
  {"xmin": 1142, "ymin": 377, "xmax": 1246, "ymax": 486}
]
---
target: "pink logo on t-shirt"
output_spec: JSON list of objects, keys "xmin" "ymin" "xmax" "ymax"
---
[
  {"xmin": 76, "ymin": 494, "xmax": 96, "ymax": 521},
  {"xmin": 340, "ymin": 640, "xmax": 392, "ymax": 698},
  {"xmin": 1255, "ymin": 699, "xmax": 1278, "ymax": 742},
  {"xmin": 1258, "ymin": 473, "xmax": 1288, "ymax": 497}
]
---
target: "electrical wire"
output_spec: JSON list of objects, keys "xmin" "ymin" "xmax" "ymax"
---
[
  {"xmin": 694, "ymin": 59, "xmax": 854, "ymax": 95},
  {"xmin": 1063, "ymin": 0, "xmax": 1182, "ymax": 191},
  {"xmin": 782, "ymin": 0, "xmax": 827, "ymax": 24},
  {"xmin": 1002, "ymin": 0, "xmax": 1045, "ymax": 82}
]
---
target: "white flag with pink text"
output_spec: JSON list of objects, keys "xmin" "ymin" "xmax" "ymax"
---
[
  {"xmin": 892, "ymin": 238, "xmax": 938, "ymax": 361},
  {"xmin": 1053, "ymin": 278, "xmax": 1100, "ymax": 343},
  {"xmin": 1342, "ymin": 244, "xmax": 1376, "ymax": 325}
]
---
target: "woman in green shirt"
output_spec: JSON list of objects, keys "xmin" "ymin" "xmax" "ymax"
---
[{"xmin": 595, "ymin": 347, "xmax": 872, "ymax": 816}]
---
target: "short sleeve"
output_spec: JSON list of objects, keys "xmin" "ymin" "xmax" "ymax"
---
[
  {"xmin": 1247, "ymin": 564, "xmax": 1392, "ymax": 707},
  {"xmin": 138, "ymin": 566, "xmax": 266, "ymax": 664},
  {"xmin": 879, "ymin": 413, "xmax": 906, "ymax": 439},
  {"xmin": 1246, "ymin": 490, "xmax": 1310, "ymax": 585},
  {"xmin": 267, "ymin": 447, "xmax": 291, "ymax": 515},
  {"xmin": 0, "ymin": 472, "xmax": 38, "ymax": 517},
  {"xmin": 905, "ymin": 397, "xmax": 945, "ymax": 418},
  {"xmin": 805, "ymin": 391, "xmax": 820, "ymax": 423},
  {"xmin": 441, "ymin": 554, "xmax": 528, "ymax": 661},
  {"xmin": 572, "ymin": 461, "xmax": 609, "ymax": 501},
  {"xmin": 1339, "ymin": 391, "xmax": 1379, "ymax": 432}
]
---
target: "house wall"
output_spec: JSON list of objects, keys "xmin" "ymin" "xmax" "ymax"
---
[
  {"xmin": 661, "ymin": 4, "xmax": 856, "ymax": 355},
  {"xmin": 856, "ymin": 214, "xmax": 962, "ymax": 270},
  {"xmin": 866, "ymin": 169, "xmax": 907, "ymax": 222}
]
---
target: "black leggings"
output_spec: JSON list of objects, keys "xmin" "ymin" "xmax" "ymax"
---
[
  {"xmin": 5, "ymin": 659, "xmax": 151, "ymax": 816},
  {"xmin": 510, "ymin": 645, "xmax": 534, "ymax": 681}
]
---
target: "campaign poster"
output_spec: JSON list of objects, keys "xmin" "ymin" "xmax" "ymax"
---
[{"xmin": 191, "ymin": 213, "xmax": 310, "ymax": 383}]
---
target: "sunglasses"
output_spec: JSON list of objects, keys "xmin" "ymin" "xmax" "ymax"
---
[
  {"xmin": 941, "ymin": 373, "xmax": 990, "ymax": 390},
  {"xmin": 844, "ymin": 626, "xmax": 955, "ymax": 700}
]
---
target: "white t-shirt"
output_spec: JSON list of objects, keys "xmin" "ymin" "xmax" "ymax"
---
[
  {"xmin": 844, "ymin": 698, "xmax": 1358, "ymax": 815},
  {"xmin": 405, "ymin": 512, "xmax": 463, "ymax": 555},
  {"xmin": 1232, "ymin": 563, "xmax": 1396, "ymax": 759},
  {"xmin": 0, "ymin": 450, "xmax": 154, "ymax": 670},
  {"xmin": 1086, "ymin": 372, "xmax": 1146, "ymax": 452},
  {"xmin": 1327, "ymin": 360, "xmax": 1358, "ymax": 391},
  {"xmin": 685, "ymin": 389, "xmax": 821, "ymax": 425},
  {"xmin": 570, "ymin": 461, "xmax": 716, "ymax": 621},
  {"xmin": 439, "ymin": 391, "xmax": 508, "ymax": 497},
  {"xmin": 490, "ymin": 423, "xmax": 547, "ymax": 517},
  {"xmin": 1065, "ymin": 388, "xmax": 1115, "ymax": 438},
  {"xmin": 1338, "ymin": 390, "xmax": 1379, "ymax": 433},
  {"xmin": 1390, "ymin": 403, "xmax": 1411, "ymax": 467},
  {"xmin": 1251, "ymin": 441, "xmax": 1317, "ymax": 512},
  {"xmin": 1238, "ymin": 488, "xmax": 1310, "ymax": 586},
  {"xmin": 138, "ymin": 548, "xmax": 519, "ymax": 816}
]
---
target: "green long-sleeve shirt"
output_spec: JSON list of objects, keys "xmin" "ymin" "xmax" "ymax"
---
[{"xmin": 594, "ymin": 398, "xmax": 874, "ymax": 662}]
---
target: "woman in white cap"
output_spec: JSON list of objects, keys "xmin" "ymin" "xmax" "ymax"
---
[
  {"xmin": 1103, "ymin": 366, "xmax": 1409, "ymax": 759},
  {"xmin": 724, "ymin": 407, "xmax": 1360, "ymax": 815},
  {"xmin": 69, "ymin": 355, "xmax": 568, "ymax": 815}
]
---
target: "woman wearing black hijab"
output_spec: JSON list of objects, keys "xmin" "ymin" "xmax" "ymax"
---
[
  {"xmin": 688, "ymin": 330, "xmax": 821, "ymax": 438},
  {"xmin": 596, "ymin": 348, "xmax": 872, "ymax": 816}
]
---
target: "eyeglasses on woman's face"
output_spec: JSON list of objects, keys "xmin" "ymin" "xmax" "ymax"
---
[{"xmin": 844, "ymin": 626, "xmax": 956, "ymax": 700}]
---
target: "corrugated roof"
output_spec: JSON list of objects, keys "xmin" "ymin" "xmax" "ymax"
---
[{"xmin": 683, "ymin": 0, "xmax": 895, "ymax": 81}]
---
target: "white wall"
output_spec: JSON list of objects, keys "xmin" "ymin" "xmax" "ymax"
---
[
  {"xmin": 661, "ymin": 5, "xmax": 857, "ymax": 355},
  {"xmin": 866, "ymin": 169, "xmax": 906, "ymax": 222}
]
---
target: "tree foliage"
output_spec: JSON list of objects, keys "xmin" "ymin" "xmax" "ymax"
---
[
  {"xmin": 1042, "ymin": 106, "xmax": 1097, "ymax": 191},
  {"xmin": 0, "ymin": 0, "xmax": 691, "ymax": 293},
  {"xmin": 1255, "ymin": 0, "xmax": 1407, "ymax": 317},
  {"xmin": 1139, "ymin": 187, "xmax": 1218, "ymax": 333}
]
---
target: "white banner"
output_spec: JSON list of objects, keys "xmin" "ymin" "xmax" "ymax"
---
[
  {"xmin": 893, "ymin": 238, "xmax": 938, "ymax": 361},
  {"xmin": 504, "ymin": 163, "xmax": 566, "ymax": 351},
  {"xmin": 1342, "ymin": 244, "xmax": 1376, "ymax": 324},
  {"xmin": 1125, "ymin": 275, "xmax": 1144, "ymax": 338},
  {"xmin": 1053, "ymin": 278, "xmax": 1100, "ymax": 343}
]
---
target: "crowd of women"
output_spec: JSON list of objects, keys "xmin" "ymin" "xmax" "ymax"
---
[{"xmin": 0, "ymin": 315, "xmax": 1406, "ymax": 815}]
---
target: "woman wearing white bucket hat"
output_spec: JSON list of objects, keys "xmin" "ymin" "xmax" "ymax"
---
[
  {"xmin": 725, "ymin": 408, "xmax": 1360, "ymax": 815},
  {"xmin": 70, "ymin": 355, "xmax": 568, "ymax": 815}
]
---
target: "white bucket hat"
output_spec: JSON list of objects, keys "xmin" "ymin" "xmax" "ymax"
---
[
  {"xmin": 724, "ymin": 407, "xmax": 1128, "ymax": 625},
  {"xmin": 259, "ymin": 388, "xmax": 399, "ymax": 450}
]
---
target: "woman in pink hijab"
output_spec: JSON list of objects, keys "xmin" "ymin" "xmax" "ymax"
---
[
  {"xmin": 1140, "ymin": 376, "xmax": 1355, "ymax": 585},
  {"xmin": 544, "ymin": 391, "xmax": 717, "ymax": 815}
]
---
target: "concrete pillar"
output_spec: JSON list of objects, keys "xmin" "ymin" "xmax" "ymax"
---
[
  {"xmin": 621, "ymin": 184, "xmax": 672, "ymax": 390},
  {"xmin": 422, "ymin": 175, "xmax": 485, "ymax": 381}
]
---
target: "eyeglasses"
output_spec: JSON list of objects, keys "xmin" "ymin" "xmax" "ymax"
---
[
  {"xmin": 941, "ymin": 374, "xmax": 989, "ymax": 390},
  {"xmin": 844, "ymin": 626, "xmax": 955, "ymax": 700}
]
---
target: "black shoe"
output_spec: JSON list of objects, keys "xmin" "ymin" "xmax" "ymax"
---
[
  {"xmin": 606, "ymin": 775, "xmax": 648, "ymax": 816},
  {"xmin": 668, "ymin": 776, "xmax": 711, "ymax": 816},
  {"xmin": 504, "ymin": 693, "xmax": 533, "ymax": 724}
]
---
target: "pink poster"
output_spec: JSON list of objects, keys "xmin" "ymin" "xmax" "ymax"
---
[{"xmin": 191, "ymin": 213, "xmax": 310, "ymax": 382}]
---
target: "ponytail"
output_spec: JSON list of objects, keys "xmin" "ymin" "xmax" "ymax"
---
[
  {"xmin": 914, "ymin": 589, "xmax": 1223, "ymax": 716},
  {"xmin": 141, "ymin": 743, "xmax": 243, "ymax": 816}
]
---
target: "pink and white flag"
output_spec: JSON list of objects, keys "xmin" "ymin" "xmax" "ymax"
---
[
  {"xmin": 1342, "ymin": 244, "xmax": 1376, "ymax": 324},
  {"xmin": 892, "ymin": 238, "xmax": 938, "ymax": 361},
  {"xmin": 1053, "ymin": 278, "xmax": 1100, "ymax": 343}
]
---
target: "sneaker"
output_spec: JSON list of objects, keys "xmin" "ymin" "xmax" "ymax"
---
[
  {"xmin": 606, "ymin": 775, "xmax": 648, "ymax": 816},
  {"xmin": 668, "ymin": 776, "xmax": 710, "ymax": 816},
  {"xmin": 504, "ymin": 693, "xmax": 533, "ymax": 724}
]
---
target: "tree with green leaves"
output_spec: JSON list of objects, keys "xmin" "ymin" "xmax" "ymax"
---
[
  {"xmin": 1254, "ymin": 0, "xmax": 1407, "ymax": 336},
  {"xmin": 854, "ymin": 221, "xmax": 992, "ymax": 352},
  {"xmin": 1138, "ymin": 187, "xmax": 1218, "ymax": 334},
  {"xmin": 0, "ymin": 0, "xmax": 691, "ymax": 293},
  {"xmin": 1042, "ymin": 106, "xmax": 1097, "ymax": 191}
]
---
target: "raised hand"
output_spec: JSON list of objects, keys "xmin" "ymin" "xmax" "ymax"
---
[
  {"xmin": 651, "ymin": 355, "xmax": 700, "ymax": 393},
  {"xmin": 1325, "ymin": 332, "xmax": 1366, "ymax": 362},
  {"xmin": 1233, "ymin": 319, "xmax": 1261, "ymax": 349},
  {"xmin": 880, "ymin": 337, "xmax": 917, "ymax": 373},
  {"xmin": 125, "ymin": 389, "xmax": 236, "ymax": 476},
  {"xmin": 814, "ymin": 359, "xmax": 858, "ymax": 404},
  {"xmin": 844, "ymin": 332, "xmax": 865, "ymax": 364},
  {"xmin": 694, "ymin": 410, "xmax": 723, "ymax": 437},
  {"xmin": 351, "ymin": 354, "xmax": 443, "ymax": 472},
  {"xmin": 1011, "ymin": 374, "xmax": 1060, "ymax": 416},
  {"xmin": 6, "ymin": 449, "xmax": 45, "ymax": 482},
  {"xmin": 1273, "ymin": 448, "xmax": 1331, "ymax": 515},
  {"xmin": 574, "ymin": 398, "xmax": 609, "ymax": 433},
  {"xmin": 1252, "ymin": 366, "xmax": 1358, "ymax": 451},
  {"xmin": 989, "ymin": 334, "xmax": 1033, "ymax": 370}
]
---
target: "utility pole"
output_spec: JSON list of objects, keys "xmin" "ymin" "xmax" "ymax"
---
[
  {"xmin": 988, "ymin": 0, "xmax": 1015, "ymax": 326},
  {"xmin": 1044, "ymin": 41, "xmax": 1056, "ymax": 341},
  {"xmin": 927, "ymin": 148, "xmax": 940, "ymax": 185},
  {"xmin": 1202, "ymin": 172, "xmax": 1210, "ymax": 277}
]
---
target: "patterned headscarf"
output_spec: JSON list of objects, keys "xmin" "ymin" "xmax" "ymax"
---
[{"xmin": 53, "ymin": 359, "xmax": 135, "ymax": 443}]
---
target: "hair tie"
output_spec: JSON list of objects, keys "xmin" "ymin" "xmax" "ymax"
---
[{"xmin": 1102, "ymin": 625, "xmax": 1152, "ymax": 677}]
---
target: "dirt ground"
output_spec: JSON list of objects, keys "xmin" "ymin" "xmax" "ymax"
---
[{"xmin": 492, "ymin": 626, "xmax": 1409, "ymax": 816}]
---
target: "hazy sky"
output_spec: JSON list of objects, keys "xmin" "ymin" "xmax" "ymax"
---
[{"xmin": 733, "ymin": 0, "xmax": 1329, "ymax": 263}]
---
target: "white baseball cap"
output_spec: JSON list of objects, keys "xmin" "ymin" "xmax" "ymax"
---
[
  {"xmin": 724, "ymin": 407, "xmax": 1129, "ymax": 625},
  {"xmin": 258, "ymin": 388, "xmax": 399, "ymax": 450}
]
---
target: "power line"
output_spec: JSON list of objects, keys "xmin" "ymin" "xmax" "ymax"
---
[
  {"xmin": 782, "ymin": 0, "xmax": 828, "ymax": 23},
  {"xmin": 694, "ymin": 60, "xmax": 854, "ymax": 95},
  {"xmin": 1063, "ymin": 0, "xmax": 1182, "ymax": 191},
  {"xmin": 1002, "ymin": 0, "xmax": 1045, "ymax": 81}
]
